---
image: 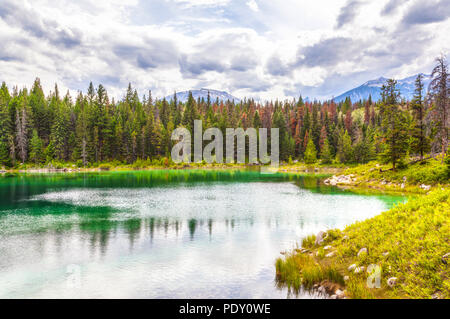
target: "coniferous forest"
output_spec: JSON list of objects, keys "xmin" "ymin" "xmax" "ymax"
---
[{"xmin": 0, "ymin": 57, "xmax": 448, "ymax": 169}]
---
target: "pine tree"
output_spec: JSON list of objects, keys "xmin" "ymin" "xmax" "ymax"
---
[
  {"xmin": 380, "ymin": 79, "xmax": 410, "ymax": 169},
  {"xmin": 182, "ymin": 92, "xmax": 197, "ymax": 132},
  {"xmin": 336, "ymin": 129, "xmax": 353, "ymax": 163},
  {"xmin": 320, "ymin": 138, "xmax": 332, "ymax": 164},
  {"xmin": 15, "ymin": 108, "xmax": 28, "ymax": 163},
  {"xmin": 29, "ymin": 129, "xmax": 43, "ymax": 164},
  {"xmin": 411, "ymin": 74, "xmax": 430, "ymax": 160},
  {"xmin": 304, "ymin": 138, "xmax": 317, "ymax": 164}
]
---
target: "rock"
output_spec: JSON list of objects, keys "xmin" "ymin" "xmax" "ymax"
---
[
  {"xmin": 342, "ymin": 235, "xmax": 349, "ymax": 241},
  {"xmin": 354, "ymin": 266, "xmax": 365, "ymax": 274},
  {"xmin": 382, "ymin": 252, "xmax": 390, "ymax": 257},
  {"xmin": 431, "ymin": 292, "xmax": 442, "ymax": 299},
  {"xmin": 442, "ymin": 253, "xmax": 450, "ymax": 264},
  {"xmin": 330, "ymin": 294, "xmax": 338, "ymax": 299},
  {"xmin": 315, "ymin": 231, "xmax": 327, "ymax": 246},
  {"xmin": 357, "ymin": 248, "xmax": 368, "ymax": 257},
  {"xmin": 348, "ymin": 264, "xmax": 357, "ymax": 272},
  {"xmin": 420, "ymin": 184, "xmax": 431, "ymax": 191},
  {"xmin": 324, "ymin": 245, "xmax": 332, "ymax": 250},
  {"xmin": 318, "ymin": 286, "xmax": 326, "ymax": 294},
  {"xmin": 343, "ymin": 276, "xmax": 349, "ymax": 281},
  {"xmin": 401, "ymin": 183, "xmax": 405, "ymax": 189},
  {"xmin": 387, "ymin": 277, "xmax": 398, "ymax": 288},
  {"xmin": 335, "ymin": 289, "xmax": 345, "ymax": 299},
  {"xmin": 325, "ymin": 252, "xmax": 335, "ymax": 258}
]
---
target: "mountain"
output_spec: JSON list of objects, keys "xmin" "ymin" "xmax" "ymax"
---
[
  {"xmin": 333, "ymin": 73, "xmax": 432, "ymax": 103},
  {"xmin": 165, "ymin": 88, "xmax": 240, "ymax": 103}
]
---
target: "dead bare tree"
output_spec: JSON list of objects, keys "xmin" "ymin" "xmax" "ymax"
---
[{"xmin": 428, "ymin": 55, "xmax": 450, "ymax": 160}]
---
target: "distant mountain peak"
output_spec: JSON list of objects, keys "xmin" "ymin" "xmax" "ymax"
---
[
  {"xmin": 334, "ymin": 73, "xmax": 432, "ymax": 103},
  {"xmin": 165, "ymin": 89, "xmax": 240, "ymax": 103}
]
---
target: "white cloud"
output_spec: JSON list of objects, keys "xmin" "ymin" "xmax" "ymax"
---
[
  {"xmin": 246, "ymin": 0, "xmax": 259, "ymax": 12},
  {"xmin": 169, "ymin": 0, "xmax": 230, "ymax": 8},
  {"xmin": 0, "ymin": 0, "xmax": 448, "ymax": 101}
]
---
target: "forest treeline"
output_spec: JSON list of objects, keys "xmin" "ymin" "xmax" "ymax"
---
[{"xmin": 0, "ymin": 57, "xmax": 449, "ymax": 169}]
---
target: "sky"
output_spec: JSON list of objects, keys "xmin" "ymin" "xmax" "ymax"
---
[{"xmin": 0, "ymin": 0, "xmax": 449, "ymax": 101}]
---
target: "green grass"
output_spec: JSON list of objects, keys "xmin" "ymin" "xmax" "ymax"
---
[
  {"xmin": 345, "ymin": 158, "xmax": 449, "ymax": 185},
  {"xmin": 276, "ymin": 188, "xmax": 450, "ymax": 299}
]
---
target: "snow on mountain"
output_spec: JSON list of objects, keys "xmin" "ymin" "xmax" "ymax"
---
[
  {"xmin": 333, "ymin": 74, "xmax": 432, "ymax": 103},
  {"xmin": 165, "ymin": 88, "xmax": 240, "ymax": 103}
]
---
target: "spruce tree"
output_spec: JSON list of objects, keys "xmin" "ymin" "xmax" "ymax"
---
[
  {"xmin": 410, "ymin": 74, "xmax": 430, "ymax": 160},
  {"xmin": 380, "ymin": 79, "xmax": 410, "ymax": 169},
  {"xmin": 304, "ymin": 138, "xmax": 317, "ymax": 164}
]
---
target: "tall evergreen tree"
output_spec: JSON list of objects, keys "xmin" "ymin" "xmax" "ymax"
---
[
  {"xmin": 411, "ymin": 74, "xmax": 430, "ymax": 160},
  {"xmin": 380, "ymin": 79, "xmax": 410, "ymax": 169}
]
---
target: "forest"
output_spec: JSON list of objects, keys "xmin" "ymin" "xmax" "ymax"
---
[{"xmin": 0, "ymin": 57, "xmax": 448, "ymax": 170}]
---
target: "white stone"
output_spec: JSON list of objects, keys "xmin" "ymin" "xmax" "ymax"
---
[
  {"xmin": 348, "ymin": 264, "xmax": 357, "ymax": 271},
  {"xmin": 387, "ymin": 277, "xmax": 398, "ymax": 287},
  {"xmin": 357, "ymin": 248, "xmax": 368, "ymax": 257},
  {"xmin": 354, "ymin": 266, "xmax": 365, "ymax": 274}
]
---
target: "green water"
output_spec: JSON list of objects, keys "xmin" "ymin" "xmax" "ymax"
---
[{"xmin": 0, "ymin": 169, "xmax": 406, "ymax": 298}]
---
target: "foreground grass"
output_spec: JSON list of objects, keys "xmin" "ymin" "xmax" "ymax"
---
[
  {"xmin": 345, "ymin": 158, "xmax": 449, "ymax": 185},
  {"xmin": 276, "ymin": 188, "xmax": 450, "ymax": 299}
]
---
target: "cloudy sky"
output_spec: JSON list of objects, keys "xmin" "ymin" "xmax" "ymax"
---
[{"xmin": 0, "ymin": 0, "xmax": 449, "ymax": 101}]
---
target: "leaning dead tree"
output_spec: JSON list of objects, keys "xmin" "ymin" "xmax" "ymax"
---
[{"xmin": 428, "ymin": 55, "xmax": 450, "ymax": 160}]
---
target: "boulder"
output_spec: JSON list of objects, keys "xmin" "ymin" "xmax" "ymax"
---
[
  {"xmin": 354, "ymin": 266, "xmax": 365, "ymax": 274},
  {"xmin": 315, "ymin": 231, "xmax": 327, "ymax": 246},
  {"xmin": 357, "ymin": 248, "xmax": 368, "ymax": 257},
  {"xmin": 442, "ymin": 253, "xmax": 450, "ymax": 264},
  {"xmin": 335, "ymin": 289, "xmax": 345, "ymax": 299},
  {"xmin": 387, "ymin": 277, "xmax": 398, "ymax": 287}
]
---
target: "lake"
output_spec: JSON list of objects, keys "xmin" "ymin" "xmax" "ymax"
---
[{"xmin": 0, "ymin": 169, "xmax": 406, "ymax": 298}]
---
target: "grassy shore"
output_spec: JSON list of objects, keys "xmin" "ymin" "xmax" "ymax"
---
[{"xmin": 276, "ymin": 158, "xmax": 449, "ymax": 299}]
